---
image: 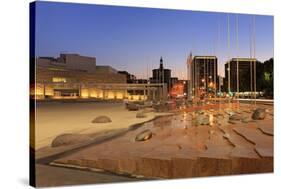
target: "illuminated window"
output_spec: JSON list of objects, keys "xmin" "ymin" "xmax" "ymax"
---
[{"xmin": 52, "ymin": 77, "xmax": 67, "ymax": 83}]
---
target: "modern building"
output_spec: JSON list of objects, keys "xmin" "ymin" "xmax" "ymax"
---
[
  {"xmin": 118, "ymin": 71, "xmax": 137, "ymax": 83},
  {"xmin": 189, "ymin": 55, "xmax": 218, "ymax": 98},
  {"xmin": 224, "ymin": 58, "xmax": 257, "ymax": 93},
  {"xmin": 150, "ymin": 57, "xmax": 172, "ymax": 92},
  {"xmin": 31, "ymin": 53, "xmax": 167, "ymax": 101}
]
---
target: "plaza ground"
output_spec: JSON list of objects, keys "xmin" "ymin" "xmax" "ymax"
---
[
  {"xmin": 35, "ymin": 101, "xmax": 170, "ymax": 150},
  {"xmin": 33, "ymin": 101, "xmax": 273, "ymax": 187}
]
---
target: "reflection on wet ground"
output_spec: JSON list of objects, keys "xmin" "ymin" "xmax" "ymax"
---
[{"xmin": 52, "ymin": 102, "xmax": 274, "ymax": 179}]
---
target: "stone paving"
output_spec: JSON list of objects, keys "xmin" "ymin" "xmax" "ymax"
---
[{"xmin": 52, "ymin": 103, "xmax": 273, "ymax": 179}]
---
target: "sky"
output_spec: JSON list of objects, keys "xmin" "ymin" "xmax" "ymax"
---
[{"xmin": 34, "ymin": 1, "xmax": 274, "ymax": 78}]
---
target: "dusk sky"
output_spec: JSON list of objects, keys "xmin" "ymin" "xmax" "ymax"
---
[{"xmin": 35, "ymin": 1, "xmax": 273, "ymax": 78}]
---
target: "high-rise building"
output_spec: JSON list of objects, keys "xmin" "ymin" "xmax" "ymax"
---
[
  {"xmin": 224, "ymin": 58, "xmax": 257, "ymax": 92},
  {"xmin": 190, "ymin": 56, "xmax": 218, "ymax": 98}
]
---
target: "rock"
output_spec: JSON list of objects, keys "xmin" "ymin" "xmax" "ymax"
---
[
  {"xmin": 252, "ymin": 108, "xmax": 266, "ymax": 120},
  {"xmin": 144, "ymin": 101, "xmax": 153, "ymax": 107},
  {"xmin": 229, "ymin": 114, "xmax": 241, "ymax": 121},
  {"xmin": 127, "ymin": 103, "xmax": 139, "ymax": 111},
  {"xmin": 241, "ymin": 115, "xmax": 251, "ymax": 123},
  {"xmin": 195, "ymin": 110, "xmax": 205, "ymax": 115},
  {"xmin": 214, "ymin": 113, "xmax": 224, "ymax": 118},
  {"xmin": 135, "ymin": 129, "xmax": 153, "ymax": 142},
  {"xmin": 51, "ymin": 133, "xmax": 92, "ymax": 147},
  {"xmin": 195, "ymin": 114, "xmax": 210, "ymax": 125},
  {"xmin": 241, "ymin": 118, "xmax": 250, "ymax": 123},
  {"xmin": 225, "ymin": 109, "xmax": 235, "ymax": 116},
  {"xmin": 136, "ymin": 111, "xmax": 147, "ymax": 118},
  {"xmin": 92, "ymin": 115, "xmax": 112, "ymax": 123}
]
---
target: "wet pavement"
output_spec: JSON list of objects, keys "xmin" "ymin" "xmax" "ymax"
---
[{"xmin": 51, "ymin": 102, "xmax": 273, "ymax": 181}]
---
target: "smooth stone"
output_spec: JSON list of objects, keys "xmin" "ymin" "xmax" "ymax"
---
[
  {"xmin": 252, "ymin": 108, "xmax": 266, "ymax": 120},
  {"xmin": 127, "ymin": 103, "xmax": 139, "ymax": 111},
  {"xmin": 229, "ymin": 114, "xmax": 241, "ymax": 121},
  {"xmin": 51, "ymin": 133, "xmax": 92, "ymax": 147},
  {"xmin": 92, "ymin": 115, "xmax": 112, "ymax": 123},
  {"xmin": 225, "ymin": 109, "xmax": 235, "ymax": 116},
  {"xmin": 195, "ymin": 110, "xmax": 205, "ymax": 115},
  {"xmin": 196, "ymin": 114, "xmax": 210, "ymax": 125},
  {"xmin": 144, "ymin": 101, "xmax": 153, "ymax": 107},
  {"xmin": 135, "ymin": 129, "xmax": 153, "ymax": 142}
]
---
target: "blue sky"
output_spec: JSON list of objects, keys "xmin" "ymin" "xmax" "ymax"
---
[{"xmin": 34, "ymin": 1, "xmax": 273, "ymax": 78}]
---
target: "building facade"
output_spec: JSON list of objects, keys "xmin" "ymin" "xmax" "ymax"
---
[
  {"xmin": 31, "ymin": 53, "xmax": 166, "ymax": 101},
  {"xmin": 118, "ymin": 71, "xmax": 137, "ymax": 83},
  {"xmin": 224, "ymin": 58, "xmax": 257, "ymax": 93},
  {"xmin": 150, "ymin": 57, "xmax": 172, "ymax": 92},
  {"xmin": 190, "ymin": 56, "xmax": 218, "ymax": 98}
]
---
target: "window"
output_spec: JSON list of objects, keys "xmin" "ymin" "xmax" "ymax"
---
[{"xmin": 52, "ymin": 77, "xmax": 67, "ymax": 83}]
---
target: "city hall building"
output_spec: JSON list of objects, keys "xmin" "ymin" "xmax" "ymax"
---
[{"xmin": 31, "ymin": 53, "xmax": 166, "ymax": 100}]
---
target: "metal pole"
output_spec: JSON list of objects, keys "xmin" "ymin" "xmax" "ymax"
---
[
  {"xmin": 249, "ymin": 19, "xmax": 253, "ymax": 107},
  {"xmin": 253, "ymin": 16, "xmax": 257, "ymax": 107},
  {"xmin": 162, "ymin": 62, "xmax": 164, "ymax": 100},
  {"xmin": 227, "ymin": 14, "xmax": 231, "ymax": 98},
  {"xmin": 204, "ymin": 58, "xmax": 206, "ymax": 98},
  {"xmin": 236, "ymin": 15, "xmax": 240, "ymax": 107}
]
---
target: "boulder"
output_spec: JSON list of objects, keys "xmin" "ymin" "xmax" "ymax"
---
[
  {"xmin": 136, "ymin": 111, "xmax": 147, "ymax": 118},
  {"xmin": 135, "ymin": 129, "xmax": 153, "ymax": 142},
  {"xmin": 252, "ymin": 108, "xmax": 266, "ymax": 120},
  {"xmin": 225, "ymin": 109, "xmax": 235, "ymax": 116},
  {"xmin": 92, "ymin": 115, "xmax": 112, "ymax": 123},
  {"xmin": 127, "ymin": 103, "xmax": 139, "ymax": 111},
  {"xmin": 144, "ymin": 101, "xmax": 153, "ymax": 107},
  {"xmin": 195, "ymin": 110, "xmax": 205, "ymax": 115},
  {"xmin": 241, "ymin": 115, "xmax": 251, "ymax": 123},
  {"xmin": 195, "ymin": 114, "xmax": 210, "ymax": 125},
  {"xmin": 229, "ymin": 114, "xmax": 241, "ymax": 121},
  {"xmin": 51, "ymin": 133, "xmax": 92, "ymax": 147}
]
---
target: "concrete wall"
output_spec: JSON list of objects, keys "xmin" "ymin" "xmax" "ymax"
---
[
  {"xmin": 37, "ymin": 54, "xmax": 96, "ymax": 73},
  {"xmin": 63, "ymin": 54, "xmax": 96, "ymax": 73},
  {"xmin": 35, "ymin": 66, "xmax": 127, "ymax": 83}
]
